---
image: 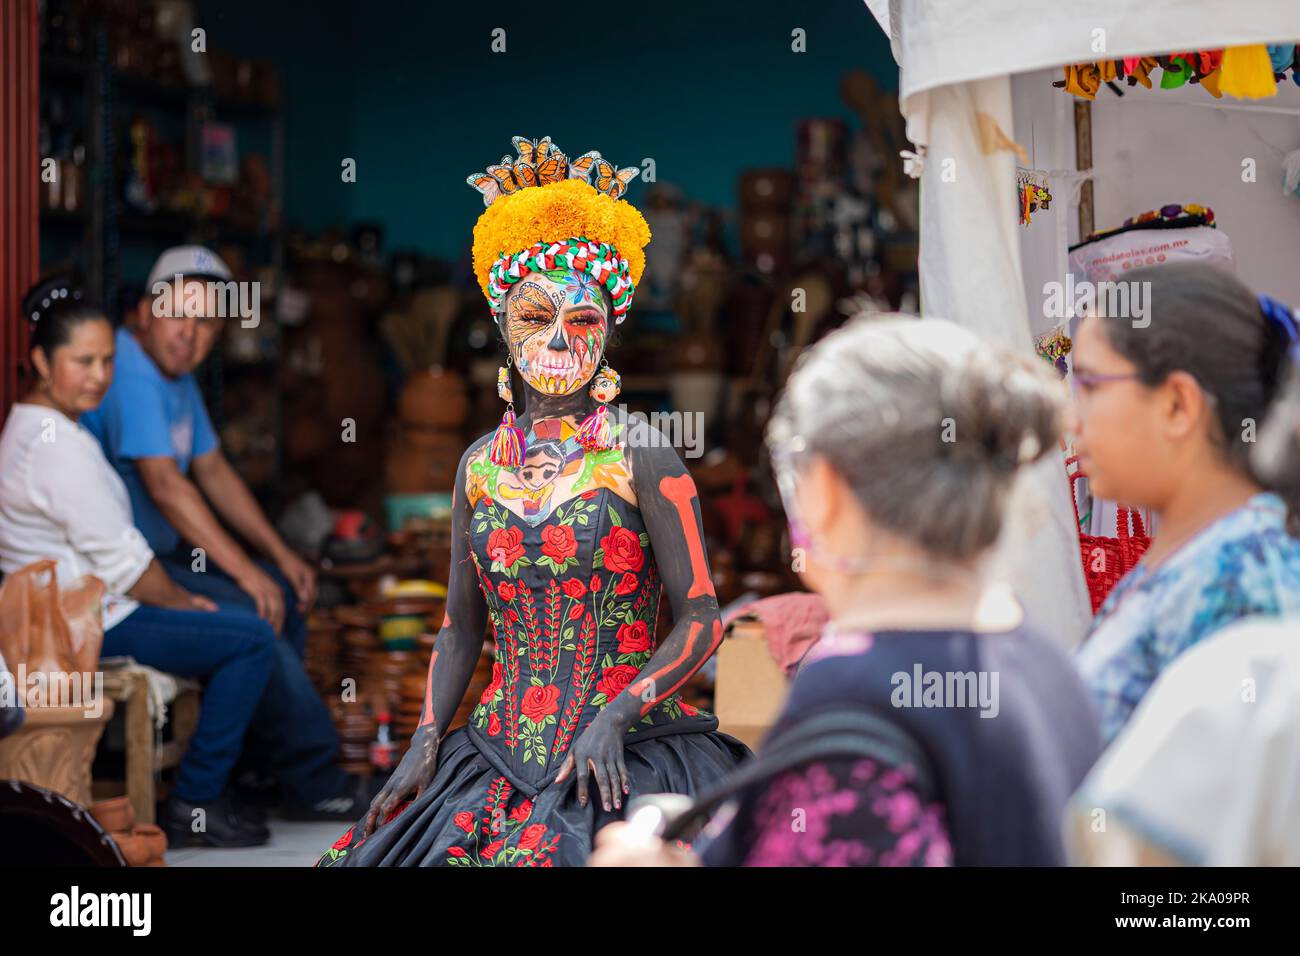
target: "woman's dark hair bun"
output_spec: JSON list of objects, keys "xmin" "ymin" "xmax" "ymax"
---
[
  {"xmin": 20, "ymin": 273, "xmax": 104, "ymax": 355},
  {"xmin": 22, "ymin": 273, "xmax": 84, "ymax": 325}
]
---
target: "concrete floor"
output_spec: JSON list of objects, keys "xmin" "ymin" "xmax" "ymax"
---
[{"xmin": 165, "ymin": 818, "xmax": 346, "ymax": 867}]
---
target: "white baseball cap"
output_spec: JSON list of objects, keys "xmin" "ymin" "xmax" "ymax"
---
[{"xmin": 145, "ymin": 245, "xmax": 232, "ymax": 290}]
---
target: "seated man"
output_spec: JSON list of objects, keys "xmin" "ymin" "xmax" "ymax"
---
[{"xmin": 82, "ymin": 246, "xmax": 362, "ymax": 827}]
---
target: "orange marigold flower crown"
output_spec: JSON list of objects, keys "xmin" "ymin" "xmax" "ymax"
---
[{"xmin": 467, "ymin": 136, "xmax": 651, "ymax": 324}]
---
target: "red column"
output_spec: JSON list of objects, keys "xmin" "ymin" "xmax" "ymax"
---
[{"xmin": 2, "ymin": 0, "xmax": 40, "ymax": 417}]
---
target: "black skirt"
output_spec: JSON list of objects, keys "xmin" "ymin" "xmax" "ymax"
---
[{"xmin": 318, "ymin": 726, "xmax": 750, "ymax": 867}]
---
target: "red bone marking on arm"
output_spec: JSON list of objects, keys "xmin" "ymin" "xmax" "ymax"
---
[
  {"xmin": 419, "ymin": 650, "xmax": 440, "ymax": 727},
  {"xmin": 657, "ymin": 474, "xmax": 715, "ymax": 599},
  {"xmin": 629, "ymin": 619, "xmax": 723, "ymax": 716}
]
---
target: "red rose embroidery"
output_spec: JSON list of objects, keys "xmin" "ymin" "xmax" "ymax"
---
[
  {"xmin": 614, "ymin": 571, "xmax": 639, "ymax": 596},
  {"xmin": 504, "ymin": 608, "xmax": 519, "ymax": 627},
  {"xmin": 540, "ymin": 858, "xmax": 553, "ymax": 867},
  {"xmin": 481, "ymin": 839, "xmax": 504, "ymax": 859},
  {"xmin": 617, "ymin": 621, "xmax": 651, "ymax": 655},
  {"xmin": 448, "ymin": 846, "xmax": 467, "ymax": 858},
  {"xmin": 581, "ymin": 489, "xmax": 599, "ymax": 500},
  {"xmin": 510, "ymin": 800, "xmax": 533, "ymax": 822},
  {"xmin": 488, "ymin": 712, "xmax": 501, "ymax": 736},
  {"xmin": 519, "ymin": 823, "xmax": 548, "ymax": 852},
  {"xmin": 333, "ymin": 827, "xmax": 354, "ymax": 850},
  {"xmin": 568, "ymin": 603, "xmax": 584, "ymax": 621},
  {"xmin": 590, "ymin": 574, "xmax": 602, "ymax": 592},
  {"xmin": 561, "ymin": 578, "xmax": 587, "ymax": 599},
  {"xmin": 487, "ymin": 527, "xmax": 525, "ymax": 568},
  {"xmin": 601, "ymin": 525, "xmax": 644, "ymax": 573},
  {"xmin": 679, "ymin": 699, "xmax": 699, "ymax": 716},
  {"xmin": 479, "ymin": 662, "xmax": 503, "ymax": 704},
  {"xmin": 596, "ymin": 664, "xmax": 639, "ymax": 699},
  {"xmin": 521, "ymin": 684, "xmax": 561, "ymax": 723},
  {"xmin": 454, "ymin": 811, "xmax": 475, "ymax": 834},
  {"xmin": 482, "ymin": 497, "xmax": 494, "ymax": 506},
  {"xmin": 497, "ymin": 580, "xmax": 517, "ymax": 602},
  {"xmin": 541, "ymin": 524, "xmax": 578, "ymax": 563}
]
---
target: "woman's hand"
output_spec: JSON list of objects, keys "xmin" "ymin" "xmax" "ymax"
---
[
  {"xmin": 363, "ymin": 724, "xmax": 439, "ymax": 837},
  {"xmin": 588, "ymin": 821, "xmax": 699, "ymax": 867},
  {"xmin": 555, "ymin": 712, "xmax": 629, "ymax": 812}
]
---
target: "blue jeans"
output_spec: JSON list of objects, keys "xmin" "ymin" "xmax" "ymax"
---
[
  {"xmin": 103, "ymin": 605, "xmax": 275, "ymax": 803},
  {"xmin": 160, "ymin": 554, "xmax": 346, "ymax": 807}
]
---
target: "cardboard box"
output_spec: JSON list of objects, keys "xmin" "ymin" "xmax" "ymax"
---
[{"xmin": 713, "ymin": 619, "xmax": 789, "ymax": 752}]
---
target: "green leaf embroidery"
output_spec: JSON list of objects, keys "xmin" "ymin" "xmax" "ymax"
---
[{"xmin": 607, "ymin": 504, "xmax": 622, "ymax": 527}]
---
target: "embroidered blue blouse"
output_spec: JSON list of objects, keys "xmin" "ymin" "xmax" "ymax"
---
[{"xmin": 1076, "ymin": 493, "xmax": 1300, "ymax": 744}]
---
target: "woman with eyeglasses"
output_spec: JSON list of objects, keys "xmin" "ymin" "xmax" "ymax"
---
[
  {"xmin": 590, "ymin": 316, "xmax": 1101, "ymax": 867},
  {"xmin": 1071, "ymin": 263, "xmax": 1300, "ymax": 746},
  {"xmin": 1069, "ymin": 355, "xmax": 1300, "ymax": 866}
]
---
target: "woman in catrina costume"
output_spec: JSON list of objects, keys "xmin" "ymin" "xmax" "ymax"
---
[{"xmin": 318, "ymin": 136, "xmax": 750, "ymax": 866}]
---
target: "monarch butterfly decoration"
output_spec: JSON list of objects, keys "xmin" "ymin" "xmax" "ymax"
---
[
  {"xmin": 467, "ymin": 155, "xmax": 528, "ymax": 207},
  {"xmin": 466, "ymin": 136, "xmax": 640, "ymax": 206},
  {"xmin": 513, "ymin": 135, "xmax": 571, "ymax": 186},
  {"xmin": 590, "ymin": 156, "xmax": 640, "ymax": 199},
  {"xmin": 568, "ymin": 151, "xmax": 639, "ymax": 199}
]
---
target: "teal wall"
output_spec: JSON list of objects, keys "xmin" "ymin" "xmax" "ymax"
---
[{"xmin": 201, "ymin": 0, "xmax": 894, "ymax": 259}]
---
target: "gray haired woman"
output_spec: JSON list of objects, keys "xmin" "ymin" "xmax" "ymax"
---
[{"xmin": 592, "ymin": 316, "xmax": 1102, "ymax": 866}]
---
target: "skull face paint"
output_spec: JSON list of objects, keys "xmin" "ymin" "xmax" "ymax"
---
[{"xmin": 503, "ymin": 269, "xmax": 608, "ymax": 396}]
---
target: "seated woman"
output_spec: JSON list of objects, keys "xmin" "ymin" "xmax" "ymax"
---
[
  {"xmin": 590, "ymin": 316, "xmax": 1102, "ymax": 867},
  {"xmin": 0, "ymin": 277, "xmax": 273, "ymax": 847},
  {"xmin": 1071, "ymin": 264, "xmax": 1300, "ymax": 744},
  {"xmin": 319, "ymin": 135, "xmax": 749, "ymax": 867},
  {"xmin": 1071, "ymin": 329, "xmax": 1300, "ymax": 866}
]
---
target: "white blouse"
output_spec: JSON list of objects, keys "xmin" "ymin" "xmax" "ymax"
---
[{"xmin": 0, "ymin": 404, "xmax": 153, "ymax": 629}]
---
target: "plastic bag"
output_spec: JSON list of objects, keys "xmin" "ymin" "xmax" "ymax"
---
[{"xmin": 0, "ymin": 560, "xmax": 105, "ymax": 703}]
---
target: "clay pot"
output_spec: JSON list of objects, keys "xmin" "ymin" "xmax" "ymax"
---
[
  {"xmin": 90, "ymin": 796, "xmax": 134, "ymax": 833},
  {"xmin": 134, "ymin": 824, "xmax": 167, "ymax": 859},
  {"xmin": 399, "ymin": 370, "xmax": 468, "ymax": 428},
  {"xmin": 385, "ymin": 440, "xmax": 460, "ymax": 494},
  {"xmin": 111, "ymin": 824, "xmax": 165, "ymax": 867},
  {"xmin": 334, "ymin": 605, "xmax": 377, "ymax": 628}
]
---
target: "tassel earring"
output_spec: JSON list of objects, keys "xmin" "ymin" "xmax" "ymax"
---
[
  {"xmin": 577, "ymin": 362, "xmax": 621, "ymax": 453},
  {"xmin": 489, "ymin": 359, "xmax": 525, "ymax": 467}
]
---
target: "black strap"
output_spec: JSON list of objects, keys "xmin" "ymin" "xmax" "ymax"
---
[{"xmin": 662, "ymin": 708, "xmax": 938, "ymax": 843}]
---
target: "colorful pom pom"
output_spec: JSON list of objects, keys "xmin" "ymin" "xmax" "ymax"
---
[
  {"xmin": 489, "ymin": 407, "xmax": 525, "ymax": 467},
  {"xmin": 576, "ymin": 404, "xmax": 613, "ymax": 453}
]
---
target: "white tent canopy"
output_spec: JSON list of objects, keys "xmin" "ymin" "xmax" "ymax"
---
[
  {"xmin": 870, "ymin": 0, "xmax": 1300, "ymax": 110},
  {"xmin": 864, "ymin": 0, "xmax": 1300, "ymax": 648}
]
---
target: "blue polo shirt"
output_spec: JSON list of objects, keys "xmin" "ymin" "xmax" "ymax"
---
[{"xmin": 81, "ymin": 327, "xmax": 218, "ymax": 556}]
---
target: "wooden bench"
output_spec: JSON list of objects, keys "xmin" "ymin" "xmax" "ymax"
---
[{"xmin": 93, "ymin": 668, "xmax": 201, "ymax": 825}]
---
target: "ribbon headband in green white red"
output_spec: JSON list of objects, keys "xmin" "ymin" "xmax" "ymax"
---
[{"xmin": 488, "ymin": 236, "xmax": 635, "ymax": 323}]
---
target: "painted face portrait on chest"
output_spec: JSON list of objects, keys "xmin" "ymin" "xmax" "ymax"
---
[{"xmin": 501, "ymin": 268, "xmax": 609, "ymax": 397}]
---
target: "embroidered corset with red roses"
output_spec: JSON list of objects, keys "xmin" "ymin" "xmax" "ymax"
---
[{"xmin": 466, "ymin": 485, "xmax": 717, "ymax": 793}]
